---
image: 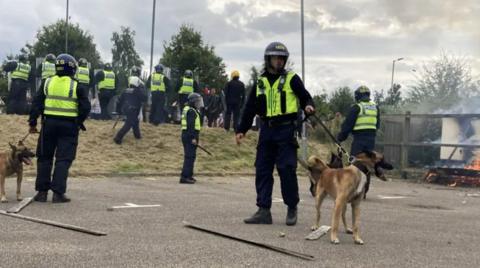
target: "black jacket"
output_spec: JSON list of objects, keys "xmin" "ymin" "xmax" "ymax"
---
[
  {"xmin": 3, "ymin": 61, "xmax": 34, "ymax": 86},
  {"xmin": 336, "ymin": 101, "xmax": 381, "ymax": 142},
  {"xmin": 116, "ymin": 85, "xmax": 147, "ymax": 114},
  {"xmin": 223, "ymin": 78, "xmax": 245, "ymax": 105},
  {"xmin": 236, "ymin": 71, "xmax": 314, "ymax": 134},
  {"xmin": 29, "ymin": 76, "xmax": 91, "ymax": 127}
]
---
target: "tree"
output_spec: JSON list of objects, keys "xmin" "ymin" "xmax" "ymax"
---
[
  {"xmin": 408, "ymin": 53, "xmax": 478, "ymax": 109},
  {"xmin": 111, "ymin": 26, "xmax": 144, "ymax": 91},
  {"xmin": 245, "ymin": 65, "xmax": 260, "ymax": 96},
  {"xmin": 161, "ymin": 24, "xmax": 227, "ymax": 97},
  {"xmin": 23, "ymin": 20, "xmax": 102, "ymax": 68},
  {"xmin": 328, "ymin": 87, "xmax": 355, "ymax": 116}
]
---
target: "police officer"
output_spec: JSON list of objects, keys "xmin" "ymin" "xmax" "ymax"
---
[
  {"xmin": 38, "ymin": 53, "xmax": 56, "ymax": 86},
  {"xmin": 180, "ymin": 93, "xmax": 203, "ymax": 184},
  {"xmin": 95, "ymin": 63, "xmax": 117, "ymax": 120},
  {"xmin": 223, "ymin": 70, "xmax": 245, "ymax": 132},
  {"xmin": 147, "ymin": 64, "xmax": 170, "ymax": 125},
  {"xmin": 2, "ymin": 54, "xmax": 33, "ymax": 114},
  {"xmin": 113, "ymin": 67, "xmax": 147, "ymax": 144},
  {"xmin": 336, "ymin": 85, "xmax": 380, "ymax": 198},
  {"xmin": 29, "ymin": 54, "xmax": 91, "ymax": 203},
  {"xmin": 75, "ymin": 58, "xmax": 93, "ymax": 98},
  {"xmin": 177, "ymin": 70, "xmax": 198, "ymax": 112},
  {"xmin": 236, "ymin": 42, "xmax": 315, "ymax": 225}
]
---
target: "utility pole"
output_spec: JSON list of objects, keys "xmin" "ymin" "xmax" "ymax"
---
[
  {"xmin": 65, "ymin": 0, "xmax": 69, "ymax": 53},
  {"xmin": 301, "ymin": 0, "xmax": 305, "ymax": 82},
  {"xmin": 149, "ymin": 0, "xmax": 157, "ymax": 75}
]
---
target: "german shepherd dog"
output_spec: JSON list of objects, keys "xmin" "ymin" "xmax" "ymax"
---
[
  {"xmin": 300, "ymin": 151, "xmax": 392, "ymax": 245},
  {"xmin": 0, "ymin": 141, "xmax": 35, "ymax": 202}
]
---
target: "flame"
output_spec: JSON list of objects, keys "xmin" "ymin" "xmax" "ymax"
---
[{"xmin": 465, "ymin": 159, "xmax": 480, "ymax": 171}]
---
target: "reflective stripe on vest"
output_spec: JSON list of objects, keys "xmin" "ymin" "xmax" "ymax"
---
[
  {"xmin": 41, "ymin": 62, "xmax": 56, "ymax": 79},
  {"xmin": 11, "ymin": 62, "xmax": 31, "ymax": 81},
  {"xmin": 353, "ymin": 101, "xmax": 378, "ymax": 131},
  {"xmin": 43, "ymin": 76, "xmax": 78, "ymax": 117},
  {"xmin": 179, "ymin": 77, "xmax": 194, "ymax": 94},
  {"xmin": 151, "ymin": 73, "xmax": 165, "ymax": 92},
  {"xmin": 256, "ymin": 71, "xmax": 299, "ymax": 118},
  {"xmin": 98, "ymin": 71, "xmax": 115, "ymax": 90},
  {"xmin": 76, "ymin": 66, "xmax": 90, "ymax": 84},
  {"xmin": 181, "ymin": 106, "xmax": 201, "ymax": 131}
]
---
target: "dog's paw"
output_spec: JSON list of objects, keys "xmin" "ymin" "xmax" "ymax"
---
[
  {"xmin": 16, "ymin": 196, "xmax": 23, "ymax": 201},
  {"xmin": 346, "ymin": 228, "xmax": 353, "ymax": 234},
  {"xmin": 0, "ymin": 197, "xmax": 8, "ymax": 203},
  {"xmin": 311, "ymin": 225, "xmax": 319, "ymax": 231},
  {"xmin": 354, "ymin": 238, "xmax": 364, "ymax": 245},
  {"xmin": 330, "ymin": 238, "xmax": 340, "ymax": 244}
]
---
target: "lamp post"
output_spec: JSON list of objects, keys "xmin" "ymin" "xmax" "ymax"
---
[
  {"xmin": 65, "ymin": 0, "xmax": 69, "ymax": 53},
  {"xmin": 390, "ymin": 57, "xmax": 404, "ymax": 90},
  {"xmin": 149, "ymin": 0, "xmax": 157, "ymax": 75}
]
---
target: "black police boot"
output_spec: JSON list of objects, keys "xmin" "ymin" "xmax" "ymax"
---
[
  {"xmin": 286, "ymin": 206, "xmax": 297, "ymax": 226},
  {"xmin": 33, "ymin": 191, "xmax": 48, "ymax": 202},
  {"xmin": 52, "ymin": 193, "xmax": 71, "ymax": 203},
  {"xmin": 244, "ymin": 207, "xmax": 272, "ymax": 224},
  {"xmin": 179, "ymin": 177, "xmax": 195, "ymax": 184}
]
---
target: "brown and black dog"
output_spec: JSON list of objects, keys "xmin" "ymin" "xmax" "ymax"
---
[
  {"xmin": 0, "ymin": 141, "xmax": 35, "ymax": 203},
  {"xmin": 300, "ymin": 151, "xmax": 391, "ymax": 245}
]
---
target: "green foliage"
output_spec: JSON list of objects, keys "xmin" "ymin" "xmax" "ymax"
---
[
  {"xmin": 312, "ymin": 91, "xmax": 331, "ymax": 118},
  {"xmin": 160, "ymin": 24, "xmax": 227, "ymax": 102},
  {"xmin": 245, "ymin": 65, "xmax": 260, "ymax": 97},
  {"xmin": 111, "ymin": 26, "xmax": 144, "ymax": 91},
  {"xmin": 328, "ymin": 86, "xmax": 355, "ymax": 116}
]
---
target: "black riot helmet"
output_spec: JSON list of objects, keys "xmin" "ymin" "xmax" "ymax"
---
[
  {"xmin": 104, "ymin": 63, "xmax": 112, "ymax": 71},
  {"xmin": 154, "ymin": 64, "xmax": 164, "ymax": 73},
  {"xmin": 264, "ymin": 42, "xmax": 289, "ymax": 73},
  {"xmin": 184, "ymin": 69, "xmax": 193, "ymax": 78},
  {"xmin": 55, "ymin": 54, "xmax": 78, "ymax": 77},
  {"xmin": 45, "ymin": 53, "xmax": 56, "ymax": 63},
  {"xmin": 354, "ymin": 85, "xmax": 371, "ymax": 102},
  {"xmin": 130, "ymin": 66, "xmax": 141, "ymax": 77},
  {"xmin": 78, "ymin": 58, "xmax": 88, "ymax": 67}
]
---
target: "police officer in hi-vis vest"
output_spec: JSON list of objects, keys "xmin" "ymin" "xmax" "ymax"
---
[
  {"xmin": 337, "ymin": 85, "xmax": 380, "ymax": 198},
  {"xmin": 179, "ymin": 93, "xmax": 204, "ymax": 184},
  {"xmin": 37, "ymin": 53, "xmax": 56, "ymax": 87},
  {"xmin": 29, "ymin": 54, "xmax": 91, "ymax": 203},
  {"xmin": 2, "ymin": 54, "xmax": 33, "ymax": 114},
  {"xmin": 236, "ymin": 42, "xmax": 315, "ymax": 226},
  {"xmin": 95, "ymin": 62, "xmax": 117, "ymax": 120},
  {"xmin": 75, "ymin": 58, "xmax": 93, "ymax": 98},
  {"xmin": 147, "ymin": 64, "xmax": 170, "ymax": 125},
  {"xmin": 177, "ymin": 69, "xmax": 198, "ymax": 112}
]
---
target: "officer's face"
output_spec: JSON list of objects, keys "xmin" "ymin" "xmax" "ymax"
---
[{"xmin": 269, "ymin": 56, "xmax": 286, "ymax": 72}]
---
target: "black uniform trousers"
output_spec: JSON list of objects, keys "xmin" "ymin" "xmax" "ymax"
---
[
  {"xmin": 98, "ymin": 89, "xmax": 115, "ymax": 120},
  {"xmin": 255, "ymin": 122, "xmax": 299, "ymax": 209},
  {"xmin": 224, "ymin": 103, "xmax": 241, "ymax": 131},
  {"xmin": 181, "ymin": 132, "xmax": 198, "ymax": 179},
  {"xmin": 114, "ymin": 108, "xmax": 141, "ymax": 142},
  {"xmin": 149, "ymin": 91, "xmax": 166, "ymax": 125},
  {"xmin": 35, "ymin": 118, "xmax": 79, "ymax": 194},
  {"xmin": 6, "ymin": 80, "xmax": 28, "ymax": 115},
  {"xmin": 351, "ymin": 132, "xmax": 376, "ymax": 195}
]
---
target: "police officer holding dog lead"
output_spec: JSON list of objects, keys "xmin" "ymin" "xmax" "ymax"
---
[
  {"xmin": 29, "ymin": 54, "xmax": 91, "ymax": 203},
  {"xmin": 236, "ymin": 42, "xmax": 315, "ymax": 226}
]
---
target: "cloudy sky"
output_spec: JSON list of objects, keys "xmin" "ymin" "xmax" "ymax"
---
[{"xmin": 1, "ymin": 0, "xmax": 479, "ymax": 95}]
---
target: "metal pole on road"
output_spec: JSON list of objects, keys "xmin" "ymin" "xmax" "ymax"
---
[
  {"xmin": 65, "ymin": 0, "xmax": 69, "ymax": 53},
  {"xmin": 149, "ymin": 0, "xmax": 157, "ymax": 75}
]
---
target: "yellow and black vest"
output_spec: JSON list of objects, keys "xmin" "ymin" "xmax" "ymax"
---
[
  {"xmin": 151, "ymin": 73, "xmax": 165, "ymax": 92},
  {"xmin": 11, "ymin": 62, "xmax": 31, "ymax": 81},
  {"xmin": 353, "ymin": 101, "xmax": 378, "ymax": 131},
  {"xmin": 43, "ymin": 76, "xmax": 78, "ymax": 117},
  {"xmin": 181, "ymin": 106, "xmax": 201, "ymax": 131},
  {"xmin": 256, "ymin": 71, "xmax": 299, "ymax": 118},
  {"xmin": 98, "ymin": 70, "xmax": 115, "ymax": 90},
  {"xmin": 76, "ymin": 66, "xmax": 90, "ymax": 85},
  {"xmin": 41, "ymin": 62, "xmax": 56, "ymax": 79},
  {"xmin": 179, "ymin": 77, "xmax": 194, "ymax": 94}
]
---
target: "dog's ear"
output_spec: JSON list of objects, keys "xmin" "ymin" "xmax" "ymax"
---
[
  {"xmin": 362, "ymin": 150, "xmax": 376, "ymax": 160},
  {"xmin": 9, "ymin": 142, "xmax": 16, "ymax": 151}
]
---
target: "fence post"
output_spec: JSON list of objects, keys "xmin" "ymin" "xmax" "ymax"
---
[{"xmin": 400, "ymin": 111, "xmax": 411, "ymax": 171}]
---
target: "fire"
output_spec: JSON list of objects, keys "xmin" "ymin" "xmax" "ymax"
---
[{"xmin": 465, "ymin": 159, "xmax": 480, "ymax": 171}]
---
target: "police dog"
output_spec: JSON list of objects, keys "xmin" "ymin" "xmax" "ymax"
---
[
  {"xmin": 0, "ymin": 141, "xmax": 35, "ymax": 202},
  {"xmin": 300, "ymin": 151, "xmax": 390, "ymax": 245}
]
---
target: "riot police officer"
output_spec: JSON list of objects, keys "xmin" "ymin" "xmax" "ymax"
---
[
  {"xmin": 38, "ymin": 53, "xmax": 56, "ymax": 86},
  {"xmin": 2, "ymin": 54, "xmax": 33, "ymax": 114},
  {"xmin": 147, "ymin": 64, "xmax": 170, "ymax": 125},
  {"xmin": 180, "ymin": 93, "xmax": 203, "ymax": 184},
  {"xmin": 113, "ymin": 67, "xmax": 147, "ymax": 144},
  {"xmin": 75, "ymin": 58, "xmax": 93, "ymax": 98},
  {"xmin": 95, "ymin": 63, "xmax": 117, "ymax": 120},
  {"xmin": 177, "ymin": 70, "xmax": 198, "ymax": 112},
  {"xmin": 236, "ymin": 42, "xmax": 315, "ymax": 225},
  {"xmin": 29, "ymin": 54, "xmax": 91, "ymax": 203}
]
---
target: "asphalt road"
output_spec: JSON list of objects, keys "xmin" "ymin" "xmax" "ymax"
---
[{"xmin": 1, "ymin": 175, "xmax": 479, "ymax": 268}]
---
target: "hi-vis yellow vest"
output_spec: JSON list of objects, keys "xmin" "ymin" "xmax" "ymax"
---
[
  {"xmin": 181, "ymin": 106, "xmax": 201, "ymax": 131},
  {"xmin": 11, "ymin": 62, "xmax": 31, "ymax": 81},
  {"xmin": 256, "ymin": 71, "xmax": 299, "ymax": 118},
  {"xmin": 151, "ymin": 73, "xmax": 165, "ymax": 92},
  {"xmin": 353, "ymin": 101, "xmax": 378, "ymax": 131},
  {"xmin": 179, "ymin": 77, "xmax": 194, "ymax": 94},
  {"xmin": 98, "ymin": 70, "xmax": 115, "ymax": 90},
  {"xmin": 43, "ymin": 76, "xmax": 78, "ymax": 117},
  {"xmin": 41, "ymin": 62, "xmax": 56, "ymax": 79},
  {"xmin": 76, "ymin": 66, "xmax": 90, "ymax": 84}
]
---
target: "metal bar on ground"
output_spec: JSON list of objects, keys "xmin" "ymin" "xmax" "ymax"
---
[
  {"xmin": 6, "ymin": 197, "xmax": 33, "ymax": 213},
  {"xmin": 0, "ymin": 210, "xmax": 107, "ymax": 236},
  {"xmin": 183, "ymin": 221, "xmax": 315, "ymax": 261},
  {"xmin": 107, "ymin": 203, "xmax": 162, "ymax": 211}
]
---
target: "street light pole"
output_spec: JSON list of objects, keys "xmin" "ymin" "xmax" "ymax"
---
[
  {"xmin": 390, "ymin": 57, "xmax": 404, "ymax": 90},
  {"xmin": 149, "ymin": 0, "xmax": 157, "ymax": 76},
  {"xmin": 300, "ymin": 0, "xmax": 305, "ymax": 82},
  {"xmin": 65, "ymin": 0, "xmax": 69, "ymax": 53}
]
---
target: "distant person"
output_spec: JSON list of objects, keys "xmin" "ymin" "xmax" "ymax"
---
[
  {"xmin": 177, "ymin": 70, "xmax": 199, "ymax": 112},
  {"xmin": 2, "ymin": 54, "xmax": 33, "ymax": 114},
  {"xmin": 95, "ymin": 63, "xmax": 117, "ymax": 120},
  {"xmin": 37, "ymin": 53, "xmax": 56, "ymax": 87},
  {"xmin": 147, "ymin": 64, "xmax": 170, "ymax": 125},
  {"xmin": 75, "ymin": 58, "xmax": 94, "ymax": 99},
  {"xmin": 223, "ymin": 70, "xmax": 245, "ymax": 131},
  {"xmin": 204, "ymin": 88, "xmax": 223, "ymax": 127}
]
